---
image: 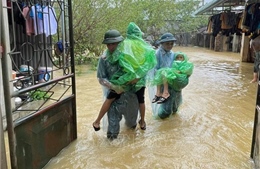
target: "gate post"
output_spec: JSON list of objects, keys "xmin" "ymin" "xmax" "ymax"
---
[
  {"xmin": 1, "ymin": 0, "xmax": 17, "ymax": 168},
  {"xmin": 0, "ymin": 0, "xmax": 8, "ymax": 168},
  {"xmin": 0, "ymin": 109, "xmax": 7, "ymax": 169}
]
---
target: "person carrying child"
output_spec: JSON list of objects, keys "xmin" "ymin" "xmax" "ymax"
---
[
  {"xmin": 152, "ymin": 51, "xmax": 193, "ymax": 104},
  {"xmin": 93, "ymin": 22, "xmax": 156, "ymax": 135},
  {"xmin": 147, "ymin": 33, "xmax": 193, "ymax": 119},
  {"xmin": 149, "ymin": 33, "xmax": 176, "ymax": 104}
]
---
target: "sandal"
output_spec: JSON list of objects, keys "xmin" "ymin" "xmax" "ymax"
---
[
  {"xmin": 157, "ymin": 96, "xmax": 169, "ymax": 104},
  {"xmin": 152, "ymin": 95, "xmax": 160, "ymax": 103},
  {"xmin": 93, "ymin": 122, "xmax": 100, "ymax": 131},
  {"xmin": 138, "ymin": 120, "xmax": 146, "ymax": 130}
]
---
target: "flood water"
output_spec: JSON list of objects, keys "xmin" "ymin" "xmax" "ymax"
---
[{"xmin": 40, "ymin": 46, "xmax": 257, "ymax": 169}]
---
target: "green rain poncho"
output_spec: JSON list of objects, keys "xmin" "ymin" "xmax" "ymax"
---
[
  {"xmin": 109, "ymin": 22, "xmax": 157, "ymax": 91},
  {"xmin": 152, "ymin": 51, "xmax": 194, "ymax": 91}
]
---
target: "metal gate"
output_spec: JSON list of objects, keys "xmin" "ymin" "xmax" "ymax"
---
[{"xmin": 1, "ymin": 0, "xmax": 77, "ymax": 168}]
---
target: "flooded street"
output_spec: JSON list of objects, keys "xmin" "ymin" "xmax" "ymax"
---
[{"xmin": 43, "ymin": 46, "xmax": 257, "ymax": 169}]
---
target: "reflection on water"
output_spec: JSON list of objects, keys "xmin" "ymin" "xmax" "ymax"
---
[
  {"xmin": 43, "ymin": 47, "xmax": 257, "ymax": 169},
  {"xmin": 197, "ymin": 61, "xmax": 248, "ymax": 97}
]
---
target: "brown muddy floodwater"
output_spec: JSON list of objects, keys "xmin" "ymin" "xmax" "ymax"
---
[{"xmin": 42, "ymin": 46, "xmax": 256, "ymax": 169}]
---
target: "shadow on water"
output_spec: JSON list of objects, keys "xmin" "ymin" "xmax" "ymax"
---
[{"xmin": 43, "ymin": 47, "xmax": 257, "ymax": 169}]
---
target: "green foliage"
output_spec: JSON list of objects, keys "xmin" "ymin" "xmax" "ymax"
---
[
  {"xmin": 74, "ymin": 50, "xmax": 99, "ymax": 68},
  {"xmin": 29, "ymin": 89, "xmax": 50, "ymax": 101},
  {"xmin": 75, "ymin": 55, "xmax": 88, "ymax": 65},
  {"xmin": 72, "ymin": 0, "xmax": 209, "ymax": 60},
  {"xmin": 89, "ymin": 56, "xmax": 99, "ymax": 70},
  {"xmin": 174, "ymin": 0, "xmax": 208, "ymax": 33}
]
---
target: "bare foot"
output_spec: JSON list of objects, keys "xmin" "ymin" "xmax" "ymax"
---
[
  {"xmin": 250, "ymin": 79, "xmax": 257, "ymax": 83},
  {"xmin": 92, "ymin": 122, "xmax": 100, "ymax": 131},
  {"xmin": 138, "ymin": 120, "xmax": 146, "ymax": 130}
]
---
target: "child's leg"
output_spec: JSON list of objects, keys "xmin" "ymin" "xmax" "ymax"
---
[
  {"xmin": 152, "ymin": 85, "xmax": 162, "ymax": 103},
  {"xmin": 93, "ymin": 90, "xmax": 120, "ymax": 131},
  {"xmin": 155, "ymin": 85, "xmax": 162, "ymax": 96},
  {"xmin": 93, "ymin": 98, "xmax": 115, "ymax": 128},
  {"xmin": 161, "ymin": 81, "xmax": 170, "ymax": 98},
  {"xmin": 138, "ymin": 103, "xmax": 146, "ymax": 129},
  {"xmin": 136, "ymin": 87, "xmax": 146, "ymax": 130},
  {"xmin": 157, "ymin": 80, "xmax": 171, "ymax": 104}
]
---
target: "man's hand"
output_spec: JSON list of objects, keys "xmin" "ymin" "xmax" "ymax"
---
[
  {"xmin": 111, "ymin": 85, "xmax": 124, "ymax": 94},
  {"xmin": 98, "ymin": 79, "xmax": 112, "ymax": 89}
]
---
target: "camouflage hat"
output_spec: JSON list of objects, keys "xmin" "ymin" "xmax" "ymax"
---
[
  {"xmin": 159, "ymin": 33, "xmax": 176, "ymax": 43},
  {"xmin": 102, "ymin": 29, "xmax": 124, "ymax": 44}
]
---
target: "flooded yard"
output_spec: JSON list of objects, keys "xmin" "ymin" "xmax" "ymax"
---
[{"xmin": 10, "ymin": 46, "xmax": 257, "ymax": 168}]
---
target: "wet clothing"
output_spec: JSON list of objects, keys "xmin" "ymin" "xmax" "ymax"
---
[
  {"xmin": 109, "ymin": 22, "xmax": 157, "ymax": 92},
  {"xmin": 97, "ymin": 53, "xmax": 139, "ymax": 139},
  {"xmin": 251, "ymin": 36, "xmax": 260, "ymax": 73},
  {"xmin": 153, "ymin": 52, "xmax": 193, "ymax": 91},
  {"xmin": 106, "ymin": 92, "xmax": 139, "ymax": 139},
  {"xmin": 148, "ymin": 50, "xmax": 193, "ymax": 119},
  {"xmin": 106, "ymin": 90, "xmax": 121, "ymax": 100},
  {"xmin": 107, "ymin": 86, "xmax": 145, "ymax": 104},
  {"xmin": 97, "ymin": 22, "xmax": 155, "ymax": 139},
  {"xmin": 254, "ymin": 52, "xmax": 260, "ymax": 73},
  {"xmin": 157, "ymin": 86, "xmax": 183, "ymax": 119},
  {"xmin": 154, "ymin": 47, "xmax": 175, "ymax": 70},
  {"xmin": 148, "ymin": 79, "xmax": 183, "ymax": 119}
]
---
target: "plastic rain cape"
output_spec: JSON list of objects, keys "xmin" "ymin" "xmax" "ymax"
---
[
  {"xmin": 151, "ymin": 51, "xmax": 193, "ymax": 91},
  {"xmin": 97, "ymin": 56, "xmax": 139, "ymax": 136},
  {"xmin": 147, "ymin": 51, "xmax": 194, "ymax": 119},
  {"xmin": 101, "ymin": 86, "xmax": 139, "ymax": 136},
  {"xmin": 109, "ymin": 22, "xmax": 157, "ymax": 92}
]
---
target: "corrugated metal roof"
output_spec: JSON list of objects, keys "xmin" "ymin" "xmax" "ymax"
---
[{"xmin": 193, "ymin": 0, "xmax": 245, "ymax": 15}]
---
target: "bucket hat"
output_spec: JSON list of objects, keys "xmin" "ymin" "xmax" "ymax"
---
[
  {"xmin": 159, "ymin": 33, "xmax": 176, "ymax": 43},
  {"xmin": 102, "ymin": 29, "xmax": 124, "ymax": 44}
]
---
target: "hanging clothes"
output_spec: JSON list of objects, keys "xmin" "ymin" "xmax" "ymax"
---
[
  {"xmin": 22, "ymin": 6, "xmax": 34, "ymax": 36},
  {"xmin": 211, "ymin": 13, "xmax": 222, "ymax": 37},
  {"xmin": 250, "ymin": 3, "xmax": 260, "ymax": 33},
  {"xmin": 207, "ymin": 16, "xmax": 213, "ymax": 34},
  {"xmin": 30, "ymin": 4, "xmax": 57, "ymax": 37},
  {"xmin": 7, "ymin": 0, "xmax": 26, "ymax": 33},
  {"xmin": 220, "ymin": 12, "xmax": 234, "ymax": 30},
  {"xmin": 242, "ymin": 2, "xmax": 260, "ymax": 35}
]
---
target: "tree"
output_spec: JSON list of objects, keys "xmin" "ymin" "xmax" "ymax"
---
[
  {"xmin": 71, "ymin": 0, "xmax": 208, "ymax": 59},
  {"xmin": 174, "ymin": 0, "xmax": 208, "ymax": 33}
]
